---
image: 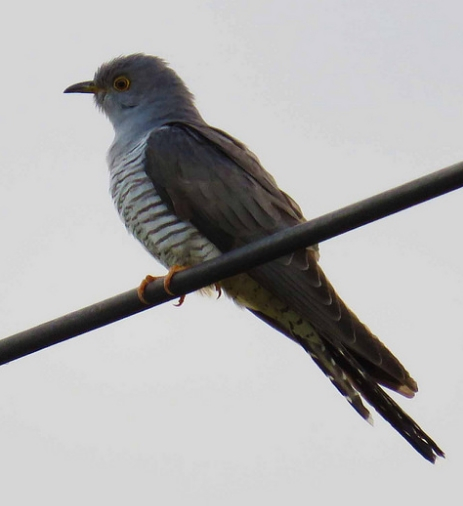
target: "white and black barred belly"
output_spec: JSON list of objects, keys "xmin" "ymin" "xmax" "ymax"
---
[{"xmin": 108, "ymin": 135, "xmax": 221, "ymax": 268}]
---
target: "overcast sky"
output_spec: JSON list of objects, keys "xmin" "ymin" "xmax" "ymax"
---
[{"xmin": 0, "ymin": 1, "xmax": 462, "ymax": 504}]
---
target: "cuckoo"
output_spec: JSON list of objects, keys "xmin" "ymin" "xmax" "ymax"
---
[{"xmin": 64, "ymin": 54, "xmax": 443, "ymax": 462}]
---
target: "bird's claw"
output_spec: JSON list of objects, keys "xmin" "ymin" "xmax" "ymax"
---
[
  {"xmin": 137, "ymin": 275, "xmax": 157, "ymax": 305},
  {"xmin": 137, "ymin": 266, "xmax": 189, "ymax": 306}
]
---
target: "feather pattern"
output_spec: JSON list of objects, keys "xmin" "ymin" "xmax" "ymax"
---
[{"xmin": 108, "ymin": 132, "xmax": 221, "ymax": 268}]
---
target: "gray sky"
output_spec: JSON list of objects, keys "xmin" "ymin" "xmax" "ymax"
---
[{"xmin": 0, "ymin": 1, "xmax": 461, "ymax": 504}]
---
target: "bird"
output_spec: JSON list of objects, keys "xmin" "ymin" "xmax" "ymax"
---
[{"xmin": 64, "ymin": 53, "xmax": 444, "ymax": 462}]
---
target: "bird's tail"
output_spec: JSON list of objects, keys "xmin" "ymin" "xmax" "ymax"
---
[
  {"xmin": 323, "ymin": 340, "xmax": 444, "ymax": 463},
  {"xmin": 250, "ymin": 308, "xmax": 444, "ymax": 463}
]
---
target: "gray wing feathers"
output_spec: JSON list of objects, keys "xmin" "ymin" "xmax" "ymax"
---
[{"xmin": 144, "ymin": 122, "xmax": 416, "ymax": 395}]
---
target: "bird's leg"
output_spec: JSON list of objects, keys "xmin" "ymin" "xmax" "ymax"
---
[
  {"xmin": 137, "ymin": 275, "xmax": 159, "ymax": 304},
  {"xmin": 164, "ymin": 265, "xmax": 189, "ymax": 306},
  {"xmin": 137, "ymin": 265, "xmax": 189, "ymax": 306}
]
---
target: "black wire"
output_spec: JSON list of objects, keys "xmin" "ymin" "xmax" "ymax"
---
[{"xmin": 1, "ymin": 160, "xmax": 463, "ymax": 366}]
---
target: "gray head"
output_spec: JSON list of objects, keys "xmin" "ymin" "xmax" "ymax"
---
[{"xmin": 64, "ymin": 54, "xmax": 203, "ymax": 134}]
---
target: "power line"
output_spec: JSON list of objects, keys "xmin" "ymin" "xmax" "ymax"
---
[{"xmin": 1, "ymin": 160, "xmax": 463, "ymax": 366}]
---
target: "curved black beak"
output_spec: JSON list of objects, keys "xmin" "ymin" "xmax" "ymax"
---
[{"xmin": 64, "ymin": 81, "xmax": 100, "ymax": 94}]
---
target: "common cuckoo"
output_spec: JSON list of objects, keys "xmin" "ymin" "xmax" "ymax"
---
[{"xmin": 64, "ymin": 54, "xmax": 443, "ymax": 462}]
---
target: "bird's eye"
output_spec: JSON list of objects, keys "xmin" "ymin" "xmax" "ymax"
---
[{"xmin": 113, "ymin": 76, "xmax": 130, "ymax": 92}]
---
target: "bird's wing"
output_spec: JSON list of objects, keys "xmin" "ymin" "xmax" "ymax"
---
[{"xmin": 144, "ymin": 121, "xmax": 416, "ymax": 396}]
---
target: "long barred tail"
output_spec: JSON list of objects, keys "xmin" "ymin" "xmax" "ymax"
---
[
  {"xmin": 249, "ymin": 308, "xmax": 444, "ymax": 462},
  {"xmin": 322, "ymin": 340, "xmax": 445, "ymax": 463}
]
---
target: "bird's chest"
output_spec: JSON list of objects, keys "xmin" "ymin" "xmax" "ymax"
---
[{"xmin": 108, "ymin": 139, "xmax": 221, "ymax": 268}]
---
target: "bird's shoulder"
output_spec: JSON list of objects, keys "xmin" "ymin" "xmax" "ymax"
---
[{"xmin": 143, "ymin": 121, "xmax": 306, "ymax": 247}]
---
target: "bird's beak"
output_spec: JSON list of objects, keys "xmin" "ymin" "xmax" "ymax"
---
[{"xmin": 63, "ymin": 80, "xmax": 100, "ymax": 94}]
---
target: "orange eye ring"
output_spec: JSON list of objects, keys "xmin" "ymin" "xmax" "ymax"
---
[{"xmin": 113, "ymin": 76, "xmax": 130, "ymax": 92}]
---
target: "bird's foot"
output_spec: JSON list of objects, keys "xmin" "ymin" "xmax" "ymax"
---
[
  {"xmin": 215, "ymin": 283, "xmax": 222, "ymax": 299},
  {"xmin": 164, "ymin": 265, "xmax": 189, "ymax": 306},
  {"xmin": 137, "ymin": 275, "xmax": 158, "ymax": 304},
  {"xmin": 137, "ymin": 266, "xmax": 189, "ymax": 306}
]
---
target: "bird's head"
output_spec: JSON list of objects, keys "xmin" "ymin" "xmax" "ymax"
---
[{"xmin": 64, "ymin": 53, "xmax": 199, "ymax": 132}]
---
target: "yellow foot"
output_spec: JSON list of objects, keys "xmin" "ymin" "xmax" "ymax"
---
[
  {"xmin": 137, "ymin": 265, "xmax": 189, "ymax": 306},
  {"xmin": 137, "ymin": 274, "xmax": 158, "ymax": 305},
  {"xmin": 163, "ymin": 265, "xmax": 189, "ymax": 295}
]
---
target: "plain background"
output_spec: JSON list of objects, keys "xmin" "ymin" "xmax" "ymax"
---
[{"xmin": 0, "ymin": 2, "xmax": 461, "ymax": 504}]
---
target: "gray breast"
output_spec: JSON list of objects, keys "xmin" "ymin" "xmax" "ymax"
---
[{"xmin": 108, "ymin": 135, "xmax": 221, "ymax": 268}]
